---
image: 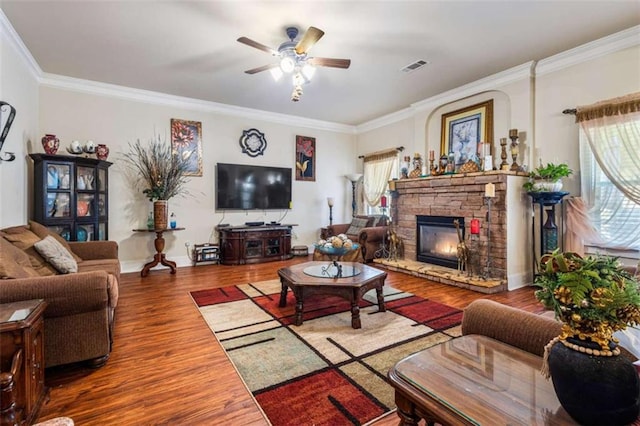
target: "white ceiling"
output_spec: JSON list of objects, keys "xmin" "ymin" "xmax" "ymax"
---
[{"xmin": 2, "ymin": 1, "xmax": 639, "ymax": 126}]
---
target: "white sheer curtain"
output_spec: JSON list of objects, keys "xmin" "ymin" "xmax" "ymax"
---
[
  {"xmin": 362, "ymin": 149, "xmax": 397, "ymax": 207},
  {"xmin": 576, "ymin": 92, "xmax": 640, "ymax": 250}
]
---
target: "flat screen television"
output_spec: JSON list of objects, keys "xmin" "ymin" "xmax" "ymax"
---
[{"xmin": 216, "ymin": 163, "xmax": 292, "ymax": 210}]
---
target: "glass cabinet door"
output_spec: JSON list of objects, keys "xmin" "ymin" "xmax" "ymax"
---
[
  {"xmin": 46, "ymin": 164, "xmax": 71, "ymax": 190},
  {"xmin": 77, "ymin": 166, "xmax": 96, "ymax": 191},
  {"xmin": 77, "ymin": 193, "xmax": 95, "ymax": 218},
  {"xmin": 98, "ymin": 168, "xmax": 106, "ymax": 192}
]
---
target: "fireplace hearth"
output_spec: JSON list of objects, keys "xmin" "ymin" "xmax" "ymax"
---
[{"xmin": 416, "ymin": 215, "xmax": 464, "ymax": 269}]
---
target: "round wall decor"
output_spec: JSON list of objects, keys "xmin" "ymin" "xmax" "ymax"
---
[{"xmin": 239, "ymin": 128, "xmax": 267, "ymax": 157}]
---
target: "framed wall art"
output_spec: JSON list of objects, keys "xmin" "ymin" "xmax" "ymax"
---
[
  {"xmin": 171, "ymin": 118, "xmax": 203, "ymax": 176},
  {"xmin": 239, "ymin": 128, "xmax": 267, "ymax": 157},
  {"xmin": 295, "ymin": 135, "xmax": 315, "ymax": 181},
  {"xmin": 440, "ymin": 100, "xmax": 493, "ymax": 169}
]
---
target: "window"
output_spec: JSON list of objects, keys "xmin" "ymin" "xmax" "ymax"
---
[
  {"xmin": 579, "ymin": 122, "xmax": 640, "ymax": 250},
  {"xmin": 366, "ymin": 156, "xmax": 399, "ymax": 215}
]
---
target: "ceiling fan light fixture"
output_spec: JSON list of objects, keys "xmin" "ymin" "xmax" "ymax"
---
[
  {"xmin": 280, "ymin": 56, "xmax": 295, "ymax": 73},
  {"xmin": 270, "ymin": 67, "xmax": 283, "ymax": 81},
  {"xmin": 291, "ymin": 85, "xmax": 303, "ymax": 102},
  {"xmin": 293, "ymin": 72, "xmax": 305, "ymax": 87},
  {"xmin": 302, "ymin": 63, "xmax": 316, "ymax": 81}
]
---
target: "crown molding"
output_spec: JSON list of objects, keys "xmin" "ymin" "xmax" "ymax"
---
[
  {"xmin": 536, "ymin": 25, "xmax": 640, "ymax": 76},
  {"xmin": 0, "ymin": 9, "xmax": 42, "ymax": 79},
  {"xmin": 356, "ymin": 61, "xmax": 533, "ymax": 132},
  {"xmin": 411, "ymin": 61, "xmax": 534, "ymax": 112},
  {"xmin": 38, "ymin": 73, "xmax": 355, "ymax": 134},
  {"xmin": 355, "ymin": 25, "xmax": 639, "ymax": 132},
  {"xmin": 355, "ymin": 107, "xmax": 413, "ymax": 134}
]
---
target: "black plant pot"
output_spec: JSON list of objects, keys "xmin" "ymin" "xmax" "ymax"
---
[{"xmin": 548, "ymin": 339, "xmax": 640, "ymax": 426}]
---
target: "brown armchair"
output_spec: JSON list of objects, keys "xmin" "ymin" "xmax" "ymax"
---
[{"xmin": 325, "ymin": 215, "xmax": 389, "ymax": 262}]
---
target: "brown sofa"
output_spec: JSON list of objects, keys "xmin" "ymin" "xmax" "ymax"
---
[
  {"xmin": 0, "ymin": 222, "xmax": 119, "ymax": 368},
  {"xmin": 325, "ymin": 215, "xmax": 389, "ymax": 262},
  {"xmin": 462, "ymin": 299, "xmax": 637, "ymax": 361}
]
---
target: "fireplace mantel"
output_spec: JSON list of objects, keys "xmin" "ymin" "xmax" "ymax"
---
[{"xmin": 384, "ymin": 170, "xmax": 532, "ymax": 291}]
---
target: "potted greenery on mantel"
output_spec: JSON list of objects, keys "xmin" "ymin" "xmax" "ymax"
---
[
  {"xmin": 523, "ymin": 162, "xmax": 573, "ymax": 192},
  {"xmin": 121, "ymin": 136, "xmax": 190, "ymax": 229}
]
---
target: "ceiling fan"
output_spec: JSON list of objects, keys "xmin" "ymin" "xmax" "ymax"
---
[{"xmin": 237, "ymin": 26, "xmax": 351, "ymax": 101}]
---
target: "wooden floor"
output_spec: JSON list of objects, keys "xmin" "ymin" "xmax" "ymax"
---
[{"xmin": 38, "ymin": 256, "xmax": 542, "ymax": 425}]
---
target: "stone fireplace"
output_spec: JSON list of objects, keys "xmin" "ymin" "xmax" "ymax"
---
[
  {"xmin": 377, "ymin": 170, "xmax": 531, "ymax": 293},
  {"xmin": 416, "ymin": 215, "xmax": 464, "ymax": 269}
]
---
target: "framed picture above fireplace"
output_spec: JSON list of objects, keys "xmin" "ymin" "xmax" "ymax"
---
[{"xmin": 440, "ymin": 100, "xmax": 493, "ymax": 169}]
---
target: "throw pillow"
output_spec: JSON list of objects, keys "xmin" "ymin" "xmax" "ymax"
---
[
  {"xmin": 29, "ymin": 220, "xmax": 83, "ymax": 263},
  {"xmin": 34, "ymin": 236, "xmax": 78, "ymax": 274},
  {"xmin": 0, "ymin": 237, "xmax": 38, "ymax": 279},
  {"xmin": 0, "ymin": 227, "xmax": 57, "ymax": 276},
  {"xmin": 346, "ymin": 217, "xmax": 370, "ymax": 236}
]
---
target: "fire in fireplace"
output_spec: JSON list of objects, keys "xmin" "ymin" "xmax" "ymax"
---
[{"xmin": 416, "ymin": 215, "xmax": 465, "ymax": 269}]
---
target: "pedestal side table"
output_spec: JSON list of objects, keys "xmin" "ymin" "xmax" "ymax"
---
[{"xmin": 133, "ymin": 227, "xmax": 185, "ymax": 277}]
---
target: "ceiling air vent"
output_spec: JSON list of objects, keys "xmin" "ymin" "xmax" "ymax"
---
[{"xmin": 400, "ymin": 60, "xmax": 429, "ymax": 73}]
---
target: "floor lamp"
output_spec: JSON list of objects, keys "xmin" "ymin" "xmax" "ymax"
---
[{"xmin": 345, "ymin": 174, "xmax": 363, "ymax": 217}]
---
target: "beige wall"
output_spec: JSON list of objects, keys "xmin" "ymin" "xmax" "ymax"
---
[
  {"xmin": 536, "ymin": 46, "xmax": 640, "ymax": 196},
  {"xmin": 0, "ymin": 20, "xmax": 39, "ymax": 227},
  {"xmin": 38, "ymin": 88, "xmax": 356, "ymax": 271}
]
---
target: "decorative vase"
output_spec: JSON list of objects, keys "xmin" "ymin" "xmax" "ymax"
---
[
  {"xmin": 42, "ymin": 134, "xmax": 60, "ymax": 155},
  {"xmin": 533, "ymin": 179, "xmax": 563, "ymax": 192},
  {"xmin": 542, "ymin": 209, "xmax": 558, "ymax": 253},
  {"xmin": 153, "ymin": 200, "xmax": 168, "ymax": 230},
  {"xmin": 548, "ymin": 338, "xmax": 640, "ymax": 425},
  {"xmin": 96, "ymin": 144, "xmax": 109, "ymax": 160}
]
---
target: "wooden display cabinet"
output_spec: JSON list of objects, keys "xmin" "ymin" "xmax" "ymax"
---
[
  {"xmin": 0, "ymin": 299, "xmax": 47, "ymax": 426},
  {"xmin": 218, "ymin": 225, "xmax": 293, "ymax": 265},
  {"xmin": 30, "ymin": 153, "xmax": 111, "ymax": 241}
]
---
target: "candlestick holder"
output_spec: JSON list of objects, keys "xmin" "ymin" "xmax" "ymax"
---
[
  {"xmin": 483, "ymin": 196, "xmax": 493, "ymax": 280},
  {"xmin": 499, "ymin": 138, "xmax": 509, "ymax": 170},
  {"xmin": 374, "ymin": 208, "xmax": 391, "ymax": 260},
  {"xmin": 428, "ymin": 158, "xmax": 435, "ymax": 175},
  {"xmin": 509, "ymin": 132, "xmax": 520, "ymax": 171}
]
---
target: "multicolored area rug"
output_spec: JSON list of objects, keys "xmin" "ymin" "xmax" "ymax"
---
[{"xmin": 190, "ymin": 279, "xmax": 463, "ymax": 426}]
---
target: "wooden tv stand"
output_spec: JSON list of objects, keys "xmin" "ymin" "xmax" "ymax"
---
[{"xmin": 218, "ymin": 224, "xmax": 294, "ymax": 265}]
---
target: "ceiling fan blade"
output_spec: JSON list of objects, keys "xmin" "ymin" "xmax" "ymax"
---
[
  {"xmin": 295, "ymin": 26, "xmax": 324, "ymax": 54},
  {"xmin": 237, "ymin": 37, "xmax": 278, "ymax": 55},
  {"xmin": 244, "ymin": 63, "xmax": 279, "ymax": 74},
  {"xmin": 308, "ymin": 57, "xmax": 351, "ymax": 69}
]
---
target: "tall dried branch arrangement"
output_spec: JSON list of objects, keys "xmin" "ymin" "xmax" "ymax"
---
[{"xmin": 121, "ymin": 136, "xmax": 190, "ymax": 201}]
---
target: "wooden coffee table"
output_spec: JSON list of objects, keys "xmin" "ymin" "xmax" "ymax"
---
[
  {"xmin": 277, "ymin": 261, "xmax": 387, "ymax": 329},
  {"xmin": 388, "ymin": 334, "xmax": 577, "ymax": 425}
]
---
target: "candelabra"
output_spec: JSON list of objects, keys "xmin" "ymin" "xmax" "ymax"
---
[
  {"xmin": 482, "ymin": 183, "xmax": 495, "ymax": 280},
  {"xmin": 509, "ymin": 129, "xmax": 520, "ymax": 171},
  {"xmin": 345, "ymin": 174, "xmax": 363, "ymax": 217},
  {"xmin": 374, "ymin": 203, "xmax": 390, "ymax": 260},
  {"xmin": 483, "ymin": 196, "xmax": 493, "ymax": 280},
  {"xmin": 499, "ymin": 138, "xmax": 509, "ymax": 170},
  {"xmin": 327, "ymin": 197, "xmax": 334, "ymax": 226}
]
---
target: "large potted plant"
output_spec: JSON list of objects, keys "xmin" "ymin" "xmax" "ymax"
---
[
  {"xmin": 534, "ymin": 250, "xmax": 640, "ymax": 425},
  {"xmin": 122, "ymin": 137, "xmax": 190, "ymax": 229},
  {"xmin": 523, "ymin": 162, "xmax": 573, "ymax": 192}
]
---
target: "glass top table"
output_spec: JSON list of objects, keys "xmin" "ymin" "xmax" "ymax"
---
[
  {"xmin": 303, "ymin": 262, "xmax": 361, "ymax": 278},
  {"xmin": 0, "ymin": 299, "xmax": 45, "ymax": 324},
  {"xmin": 388, "ymin": 334, "xmax": 577, "ymax": 425}
]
